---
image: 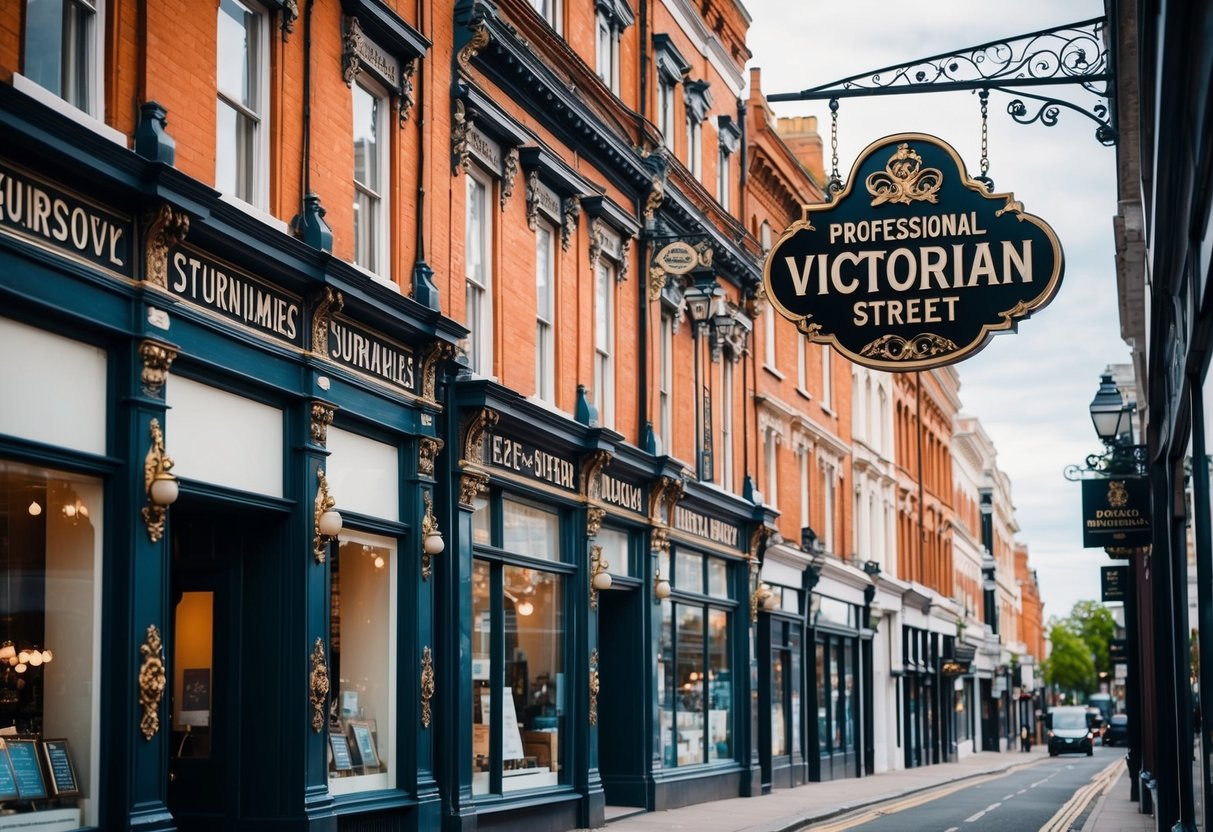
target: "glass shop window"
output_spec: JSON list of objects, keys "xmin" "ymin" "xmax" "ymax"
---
[
  {"xmin": 472, "ymin": 495, "xmax": 567, "ymax": 795},
  {"xmin": 595, "ymin": 526, "xmax": 630, "ymax": 578},
  {"xmin": 0, "ymin": 460, "xmax": 101, "ymax": 827},
  {"xmin": 328, "ymin": 533, "xmax": 396, "ymax": 794},
  {"xmin": 658, "ymin": 549, "xmax": 734, "ymax": 768}
]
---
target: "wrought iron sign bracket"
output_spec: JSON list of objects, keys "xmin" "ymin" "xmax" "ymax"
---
[
  {"xmin": 766, "ymin": 17, "xmax": 1116, "ymax": 146},
  {"xmin": 1063, "ymin": 444, "xmax": 1148, "ymax": 481}
]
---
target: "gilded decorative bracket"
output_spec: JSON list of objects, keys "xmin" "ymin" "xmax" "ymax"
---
[
  {"xmin": 643, "ymin": 173, "xmax": 664, "ymax": 222},
  {"xmin": 309, "ymin": 638, "xmax": 329, "ymax": 733},
  {"xmin": 452, "ymin": 100, "xmax": 473, "ymax": 176},
  {"xmin": 310, "ymin": 401, "xmax": 337, "ymax": 447},
  {"xmin": 143, "ymin": 203, "xmax": 189, "ymax": 288},
  {"xmin": 586, "ymin": 507, "xmax": 605, "ymax": 539},
  {"xmin": 138, "ymin": 624, "xmax": 166, "ymax": 741},
  {"xmin": 420, "ymin": 342, "xmax": 455, "ymax": 402},
  {"xmin": 456, "ymin": 21, "xmax": 490, "ymax": 74},
  {"xmin": 419, "ymin": 436, "xmax": 444, "ymax": 478},
  {"xmin": 421, "ymin": 646, "xmax": 435, "ymax": 728},
  {"xmin": 311, "ymin": 287, "xmax": 344, "ymax": 357},
  {"xmin": 141, "ymin": 418, "xmax": 175, "ymax": 543},
  {"xmin": 461, "ymin": 408, "xmax": 499, "ymax": 463},
  {"xmin": 314, "ymin": 468, "xmax": 337, "ymax": 564},
  {"xmin": 421, "ymin": 490, "xmax": 440, "ymax": 581},
  {"xmin": 459, "ymin": 470, "xmax": 489, "ymax": 509},
  {"xmin": 581, "ymin": 449, "xmax": 612, "ymax": 503},
  {"xmin": 139, "ymin": 339, "xmax": 177, "ymax": 398},
  {"xmin": 525, "ymin": 169, "xmax": 541, "ymax": 231},
  {"xmin": 588, "ymin": 649, "xmax": 600, "ymax": 726}
]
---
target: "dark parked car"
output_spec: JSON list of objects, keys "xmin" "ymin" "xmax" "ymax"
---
[
  {"xmin": 1104, "ymin": 713, "xmax": 1129, "ymax": 747},
  {"xmin": 1048, "ymin": 706, "xmax": 1095, "ymax": 757}
]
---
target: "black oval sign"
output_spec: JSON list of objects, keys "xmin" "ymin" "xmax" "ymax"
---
[{"xmin": 763, "ymin": 133, "xmax": 1063, "ymax": 371}]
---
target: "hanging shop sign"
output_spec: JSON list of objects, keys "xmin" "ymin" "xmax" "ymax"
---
[
  {"xmin": 1100, "ymin": 565, "xmax": 1129, "ymax": 602},
  {"xmin": 0, "ymin": 159, "xmax": 133, "ymax": 278},
  {"xmin": 763, "ymin": 133, "xmax": 1063, "ymax": 372},
  {"xmin": 652, "ymin": 240, "xmax": 699, "ymax": 275},
  {"xmin": 484, "ymin": 433, "xmax": 578, "ymax": 493},
  {"xmin": 167, "ymin": 244, "xmax": 304, "ymax": 347},
  {"xmin": 1081, "ymin": 477, "xmax": 1151, "ymax": 548},
  {"xmin": 1109, "ymin": 638, "xmax": 1127, "ymax": 664},
  {"xmin": 940, "ymin": 643, "xmax": 975, "ymax": 677}
]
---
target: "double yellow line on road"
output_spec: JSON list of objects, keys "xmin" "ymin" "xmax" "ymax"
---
[{"xmin": 1037, "ymin": 758, "xmax": 1123, "ymax": 832}]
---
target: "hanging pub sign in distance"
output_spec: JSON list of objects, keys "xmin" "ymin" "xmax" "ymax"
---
[{"xmin": 763, "ymin": 133, "xmax": 1064, "ymax": 372}]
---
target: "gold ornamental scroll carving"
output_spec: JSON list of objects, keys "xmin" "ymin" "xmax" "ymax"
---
[
  {"xmin": 459, "ymin": 470, "xmax": 489, "ymax": 509},
  {"xmin": 419, "ymin": 436, "xmax": 444, "ymax": 478},
  {"xmin": 420, "ymin": 342, "xmax": 455, "ymax": 402},
  {"xmin": 586, "ymin": 507, "xmax": 605, "ymax": 539},
  {"xmin": 461, "ymin": 408, "xmax": 499, "ymax": 464},
  {"xmin": 139, "ymin": 625, "xmax": 166, "ymax": 741},
  {"xmin": 310, "ymin": 401, "xmax": 337, "ymax": 447},
  {"xmin": 311, "ymin": 287, "xmax": 344, "ymax": 357},
  {"xmin": 581, "ymin": 449, "xmax": 612, "ymax": 504},
  {"xmin": 143, "ymin": 203, "xmax": 189, "ymax": 289},
  {"xmin": 139, "ymin": 339, "xmax": 177, "ymax": 398},
  {"xmin": 456, "ymin": 21, "xmax": 489, "ymax": 74},
  {"xmin": 421, "ymin": 646, "xmax": 435, "ymax": 729},
  {"xmin": 588, "ymin": 649, "xmax": 600, "ymax": 726},
  {"xmin": 141, "ymin": 418, "xmax": 174, "ymax": 543},
  {"xmin": 309, "ymin": 638, "xmax": 329, "ymax": 733}
]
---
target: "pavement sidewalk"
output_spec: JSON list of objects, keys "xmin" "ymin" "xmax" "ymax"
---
[
  {"xmin": 598, "ymin": 746, "xmax": 1051, "ymax": 831},
  {"xmin": 1079, "ymin": 769, "xmax": 1153, "ymax": 832}
]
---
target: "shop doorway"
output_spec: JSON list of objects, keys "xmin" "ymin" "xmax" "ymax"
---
[
  {"xmin": 166, "ymin": 503, "xmax": 282, "ymax": 830},
  {"xmin": 980, "ymin": 678, "xmax": 999, "ymax": 751},
  {"xmin": 596, "ymin": 586, "xmax": 646, "ymax": 811}
]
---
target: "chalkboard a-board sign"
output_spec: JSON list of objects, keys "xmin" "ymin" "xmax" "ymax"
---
[
  {"xmin": 0, "ymin": 740, "xmax": 19, "ymax": 801},
  {"xmin": 329, "ymin": 731, "xmax": 354, "ymax": 772},
  {"xmin": 7, "ymin": 739, "xmax": 47, "ymax": 800},
  {"xmin": 41, "ymin": 738, "xmax": 80, "ymax": 797}
]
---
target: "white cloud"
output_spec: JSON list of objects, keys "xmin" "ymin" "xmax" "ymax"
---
[{"xmin": 746, "ymin": 0, "xmax": 1126, "ymax": 619}]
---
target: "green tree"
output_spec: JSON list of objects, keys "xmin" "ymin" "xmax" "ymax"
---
[
  {"xmin": 1070, "ymin": 600, "xmax": 1117, "ymax": 678},
  {"xmin": 1044, "ymin": 620, "xmax": 1096, "ymax": 698}
]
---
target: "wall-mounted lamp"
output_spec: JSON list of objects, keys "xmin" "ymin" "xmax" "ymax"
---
[
  {"xmin": 590, "ymin": 545, "xmax": 613, "ymax": 609},
  {"xmin": 654, "ymin": 565, "xmax": 671, "ymax": 602},
  {"xmin": 313, "ymin": 468, "xmax": 342, "ymax": 564},
  {"xmin": 421, "ymin": 490, "xmax": 444, "ymax": 580},
  {"xmin": 142, "ymin": 418, "xmax": 179, "ymax": 543}
]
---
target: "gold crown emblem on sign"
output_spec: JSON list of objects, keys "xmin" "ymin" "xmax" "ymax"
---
[
  {"xmin": 866, "ymin": 143, "xmax": 943, "ymax": 207},
  {"xmin": 1107, "ymin": 480, "xmax": 1129, "ymax": 508}
]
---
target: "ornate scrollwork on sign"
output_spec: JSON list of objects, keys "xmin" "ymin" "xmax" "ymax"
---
[
  {"xmin": 452, "ymin": 100, "xmax": 473, "ymax": 176},
  {"xmin": 525, "ymin": 169, "xmax": 540, "ymax": 231},
  {"xmin": 420, "ymin": 646, "xmax": 435, "ymax": 729},
  {"xmin": 501, "ymin": 147, "xmax": 519, "ymax": 211},
  {"xmin": 859, "ymin": 332, "xmax": 958, "ymax": 362},
  {"xmin": 399, "ymin": 58, "xmax": 418, "ymax": 127},
  {"xmin": 141, "ymin": 418, "xmax": 174, "ymax": 543},
  {"xmin": 419, "ymin": 341, "xmax": 455, "ymax": 402},
  {"xmin": 143, "ymin": 203, "xmax": 189, "ymax": 288},
  {"xmin": 588, "ymin": 649, "xmax": 600, "ymax": 726},
  {"xmin": 457, "ymin": 21, "xmax": 490, "ymax": 74},
  {"xmin": 865, "ymin": 143, "xmax": 942, "ymax": 207},
  {"xmin": 461, "ymin": 408, "xmax": 499, "ymax": 464},
  {"xmin": 138, "ymin": 624, "xmax": 166, "ymax": 741},
  {"xmin": 342, "ymin": 16, "xmax": 364, "ymax": 86},
  {"xmin": 310, "ymin": 401, "xmax": 336, "ymax": 447},
  {"xmin": 459, "ymin": 470, "xmax": 489, "ymax": 508},
  {"xmin": 139, "ymin": 339, "xmax": 177, "ymax": 398},
  {"xmin": 311, "ymin": 287, "xmax": 344, "ymax": 356},
  {"xmin": 309, "ymin": 638, "xmax": 329, "ymax": 733},
  {"xmin": 586, "ymin": 507, "xmax": 605, "ymax": 539},
  {"xmin": 581, "ymin": 450, "xmax": 612, "ymax": 502},
  {"xmin": 419, "ymin": 436, "xmax": 443, "ymax": 477},
  {"xmin": 561, "ymin": 197, "xmax": 580, "ymax": 252}
]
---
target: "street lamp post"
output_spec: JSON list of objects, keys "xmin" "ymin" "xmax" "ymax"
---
[{"xmin": 683, "ymin": 271, "xmax": 721, "ymax": 482}]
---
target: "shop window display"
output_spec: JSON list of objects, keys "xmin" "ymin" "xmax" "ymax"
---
[{"xmin": 0, "ymin": 460, "xmax": 100, "ymax": 827}]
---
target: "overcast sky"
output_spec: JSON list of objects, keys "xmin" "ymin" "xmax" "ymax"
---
[{"xmin": 744, "ymin": 0, "xmax": 1128, "ymax": 623}]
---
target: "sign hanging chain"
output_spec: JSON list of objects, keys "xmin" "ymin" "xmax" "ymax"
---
[
  {"xmin": 827, "ymin": 98, "xmax": 844, "ymax": 198},
  {"xmin": 976, "ymin": 89, "xmax": 994, "ymax": 192}
]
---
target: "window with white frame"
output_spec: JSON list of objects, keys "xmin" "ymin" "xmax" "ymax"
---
[
  {"xmin": 653, "ymin": 36, "xmax": 688, "ymax": 153},
  {"xmin": 823, "ymin": 464, "xmax": 835, "ymax": 553},
  {"xmin": 764, "ymin": 428, "xmax": 779, "ymax": 509},
  {"xmin": 721, "ymin": 358, "xmax": 734, "ymax": 492},
  {"xmin": 821, "ymin": 345, "xmax": 832, "ymax": 409},
  {"xmin": 216, "ymin": 0, "xmax": 268, "ymax": 208},
  {"xmin": 796, "ymin": 334, "xmax": 807, "ymax": 391},
  {"xmin": 23, "ymin": 0, "xmax": 101, "ymax": 116},
  {"xmin": 659, "ymin": 311, "xmax": 673, "ymax": 450},
  {"xmin": 716, "ymin": 147, "xmax": 730, "ymax": 210},
  {"xmin": 352, "ymin": 80, "xmax": 388, "ymax": 279},
  {"xmin": 764, "ymin": 305, "xmax": 777, "ymax": 370},
  {"xmin": 465, "ymin": 171, "xmax": 494, "ymax": 375},
  {"xmin": 760, "ymin": 221, "xmax": 772, "ymax": 253},
  {"xmin": 659, "ymin": 79, "xmax": 676, "ymax": 151},
  {"xmin": 716, "ymin": 116, "xmax": 740, "ymax": 213},
  {"xmin": 529, "ymin": 0, "xmax": 560, "ymax": 31},
  {"xmin": 687, "ymin": 112, "xmax": 702, "ymax": 177},
  {"xmin": 595, "ymin": 0, "xmax": 633, "ymax": 94},
  {"xmin": 798, "ymin": 445, "xmax": 810, "ymax": 530},
  {"xmin": 595, "ymin": 259, "xmax": 616, "ymax": 428},
  {"xmin": 535, "ymin": 220, "xmax": 557, "ymax": 403}
]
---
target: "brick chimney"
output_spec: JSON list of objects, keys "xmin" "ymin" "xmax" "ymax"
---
[{"xmin": 776, "ymin": 115, "xmax": 825, "ymax": 185}]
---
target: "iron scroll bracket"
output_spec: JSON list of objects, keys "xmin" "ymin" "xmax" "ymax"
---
[{"xmin": 765, "ymin": 17, "xmax": 1116, "ymax": 146}]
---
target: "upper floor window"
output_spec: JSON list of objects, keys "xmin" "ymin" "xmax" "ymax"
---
[
  {"xmin": 595, "ymin": 0, "xmax": 633, "ymax": 94},
  {"xmin": 684, "ymin": 80, "xmax": 710, "ymax": 178},
  {"xmin": 535, "ymin": 220, "xmax": 557, "ymax": 403},
  {"xmin": 465, "ymin": 171, "xmax": 494, "ymax": 375},
  {"xmin": 717, "ymin": 116, "xmax": 740, "ymax": 213},
  {"xmin": 530, "ymin": 0, "xmax": 561, "ymax": 31},
  {"xmin": 764, "ymin": 305, "xmax": 777, "ymax": 371},
  {"xmin": 216, "ymin": 0, "xmax": 268, "ymax": 208},
  {"xmin": 798, "ymin": 446, "xmax": 810, "ymax": 529},
  {"xmin": 796, "ymin": 334, "xmax": 807, "ymax": 391},
  {"xmin": 721, "ymin": 358, "xmax": 734, "ymax": 491},
  {"xmin": 659, "ymin": 311, "xmax": 673, "ymax": 450},
  {"xmin": 653, "ymin": 35, "xmax": 690, "ymax": 152},
  {"xmin": 821, "ymin": 345, "xmax": 832, "ymax": 410},
  {"xmin": 716, "ymin": 147, "xmax": 730, "ymax": 210},
  {"xmin": 594, "ymin": 259, "xmax": 616, "ymax": 428},
  {"xmin": 23, "ymin": 0, "xmax": 100, "ymax": 116},
  {"xmin": 658, "ymin": 79, "xmax": 676, "ymax": 151},
  {"xmin": 352, "ymin": 81, "xmax": 389, "ymax": 279}
]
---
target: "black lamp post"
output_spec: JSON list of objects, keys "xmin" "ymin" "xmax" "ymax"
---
[{"xmin": 683, "ymin": 272, "xmax": 721, "ymax": 481}]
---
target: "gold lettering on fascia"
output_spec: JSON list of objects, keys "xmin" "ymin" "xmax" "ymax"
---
[
  {"xmin": 537, "ymin": 183, "xmax": 561, "ymax": 221},
  {"xmin": 490, "ymin": 435, "xmax": 577, "ymax": 490},
  {"xmin": 329, "ymin": 319, "xmax": 415, "ymax": 391},
  {"xmin": 467, "ymin": 128, "xmax": 502, "ymax": 172},
  {"xmin": 781, "ymin": 212, "xmax": 1034, "ymax": 329},
  {"xmin": 170, "ymin": 249, "xmax": 301, "ymax": 344},
  {"xmin": 600, "ymin": 473, "xmax": 643, "ymax": 513},
  {"xmin": 674, "ymin": 505, "xmax": 739, "ymax": 547},
  {"xmin": 354, "ymin": 36, "xmax": 399, "ymax": 87},
  {"xmin": 0, "ymin": 166, "xmax": 130, "ymax": 273}
]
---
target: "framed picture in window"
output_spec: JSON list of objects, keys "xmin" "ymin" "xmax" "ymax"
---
[
  {"xmin": 6, "ymin": 738, "xmax": 47, "ymax": 800},
  {"xmin": 0, "ymin": 740, "xmax": 19, "ymax": 801},
  {"xmin": 329, "ymin": 730, "xmax": 354, "ymax": 773},
  {"xmin": 347, "ymin": 720, "xmax": 380, "ymax": 770},
  {"xmin": 40, "ymin": 738, "xmax": 80, "ymax": 798}
]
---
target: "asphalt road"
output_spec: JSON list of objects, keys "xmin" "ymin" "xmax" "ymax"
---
[{"xmin": 811, "ymin": 744, "xmax": 1117, "ymax": 831}]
